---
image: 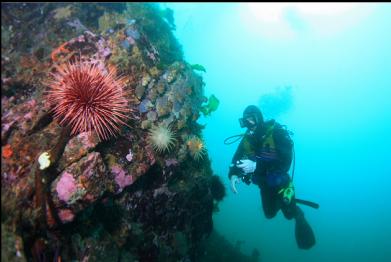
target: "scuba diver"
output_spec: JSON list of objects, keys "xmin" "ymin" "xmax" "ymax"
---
[{"xmin": 227, "ymin": 105, "xmax": 316, "ymax": 249}]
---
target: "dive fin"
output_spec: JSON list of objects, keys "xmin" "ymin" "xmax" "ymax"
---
[
  {"xmin": 296, "ymin": 198, "xmax": 319, "ymax": 209},
  {"xmin": 295, "ymin": 207, "xmax": 316, "ymax": 249}
]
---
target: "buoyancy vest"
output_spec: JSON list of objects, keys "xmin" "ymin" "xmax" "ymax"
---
[
  {"xmin": 238, "ymin": 121, "xmax": 277, "ymax": 162},
  {"xmin": 256, "ymin": 121, "xmax": 278, "ymax": 161}
]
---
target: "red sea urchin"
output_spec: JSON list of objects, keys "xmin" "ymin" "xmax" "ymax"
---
[{"xmin": 46, "ymin": 60, "xmax": 130, "ymax": 141}]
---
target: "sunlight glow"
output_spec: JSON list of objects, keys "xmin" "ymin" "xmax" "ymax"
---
[
  {"xmin": 243, "ymin": 3, "xmax": 373, "ymax": 38},
  {"xmin": 246, "ymin": 3, "xmax": 359, "ymax": 23}
]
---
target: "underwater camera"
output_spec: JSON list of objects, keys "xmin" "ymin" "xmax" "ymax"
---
[{"xmin": 230, "ymin": 160, "xmax": 252, "ymax": 185}]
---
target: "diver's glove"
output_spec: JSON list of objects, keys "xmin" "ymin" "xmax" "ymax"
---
[
  {"xmin": 230, "ymin": 175, "xmax": 240, "ymax": 194},
  {"xmin": 236, "ymin": 159, "xmax": 256, "ymax": 174}
]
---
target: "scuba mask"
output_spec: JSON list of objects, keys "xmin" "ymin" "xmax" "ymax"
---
[{"xmin": 239, "ymin": 114, "xmax": 258, "ymax": 129}]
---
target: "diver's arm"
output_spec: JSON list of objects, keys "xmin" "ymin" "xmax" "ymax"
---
[
  {"xmin": 228, "ymin": 137, "xmax": 248, "ymax": 194},
  {"xmin": 228, "ymin": 137, "xmax": 247, "ymax": 179}
]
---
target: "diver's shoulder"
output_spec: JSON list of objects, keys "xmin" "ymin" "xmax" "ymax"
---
[
  {"xmin": 265, "ymin": 119, "xmax": 278, "ymax": 127},
  {"xmin": 268, "ymin": 120, "xmax": 290, "ymax": 134}
]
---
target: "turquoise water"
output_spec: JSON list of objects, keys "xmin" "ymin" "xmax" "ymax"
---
[{"xmin": 167, "ymin": 3, "xmax": 391, "ymax": 262}]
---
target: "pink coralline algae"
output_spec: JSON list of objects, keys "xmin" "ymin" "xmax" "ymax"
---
[
  {"xmin": 78, "ymin": 131, "xmax": 99, "ymax": 150},
  {"xmin": 112, "ymin": 165, "xmax": 133, "ymax": 193},
  {"xmin": 59, "ymin": 131, "xmax": 99, "ymax": 170},
  {"xmin": 1, "ymin": 98, "xmax": 39, "ymax": 135},
  {"xmin": 2, "ymin": 121, "xmax": 15, "ymax": 133},
  {"xmin": 80, "ymin": 151, "xmax": 101, "ymax": 179},
  {"xmin": 23, "ymin": 112, "xmax": 33, "ymax": 120},
  {"xmin": 58, "ymin": 209, "xmax": 75, "ymax": 223},
  {"xmin": 56, "ymin": 172, "xmax": 77, "ymax": 202}
]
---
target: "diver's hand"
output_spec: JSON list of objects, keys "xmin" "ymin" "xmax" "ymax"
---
[
  {"xmin": 230, "ymin": 175, "xmax": 240, "ymax": 194},
  {"xmin": 236, "ymin": 159, "xmax": 256, "ymax": 174}
]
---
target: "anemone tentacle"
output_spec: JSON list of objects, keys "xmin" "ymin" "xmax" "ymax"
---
[
  {"xmin": 186, "ymin": 135, "xmax": 206, "ymax": 161},
  {"xmin": 148, "ymin": 124, "xmax": 176, "ymax": 153}
]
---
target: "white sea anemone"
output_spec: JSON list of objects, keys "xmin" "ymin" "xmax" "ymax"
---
[
  {"xmin": 148, "ymin": 124, "xmax": 176, "ymax": 153},
  {"xmin": 186, "ymin": 135, "xmax": 206, "ymax": 161}
]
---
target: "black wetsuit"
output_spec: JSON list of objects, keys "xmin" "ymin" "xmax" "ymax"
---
[
  {"xmin": 228, "ymin": 120, "xmax": 297, "ymax": 219},
  {"xmin": 229, "ymin": 111, "xmax": 316, "ymax": 249}
]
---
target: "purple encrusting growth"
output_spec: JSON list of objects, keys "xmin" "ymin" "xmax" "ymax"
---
[
  {"xmin": 165, "ymin": 158, "xmax": 179, "ymax": 167},
  {"xmin": 112, "ymin": 165, "xmax": 133, "ymax": 192},
  {"xmin": 56, "ymin": 172, "xmax": 77, "ymax": 202}
]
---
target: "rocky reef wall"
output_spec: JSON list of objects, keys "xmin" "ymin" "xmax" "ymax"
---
[{"xmin": 1, "ymin": 3, "xmax": 257, "ymax": 261}]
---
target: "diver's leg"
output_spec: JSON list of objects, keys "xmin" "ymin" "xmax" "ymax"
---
[
  {"xmin": 279, "ymin": 177, "xmax": 298, "ymax": 220},
  {"xmin": 280, "ymin": 197, "xmax": 296, "ymax": 220},
  {"xmin": 259, "ymin": 186, "xmax": 279, "ymax": 219}
]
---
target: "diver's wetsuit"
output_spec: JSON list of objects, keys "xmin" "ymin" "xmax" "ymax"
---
[
  {"xmin": 228, "ymin": 119, "xmax": 297, "ymax": 219},
  {"xmin": 229, "ymin": 119, "xmax": 316, "ymax": 249}
]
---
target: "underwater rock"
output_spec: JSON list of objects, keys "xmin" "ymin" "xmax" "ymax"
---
[
  {"xmin": 135, "ymin": 84, "xmax": 146, "ymax": 99},
  {"xmin": 210, "ymin": 175, "xmax": 226, "ymax": 202},
  {"xmin": 141, "ymin": 73, "xmax": 152, "ymax": 87},
  {"xmin": 1, "ymin": 3, "xmax": 232, "ymax": 261},
  {"xmin": 52, "ymin": 5, "xmax": 73, "ymax": 21},
  {"xmin": 172, "ymin": 100, "xmax": 182, "ymax": 114},
  {"xmin": 66, "ymin": 18, "xmax": 88, "ymax": 33},
  {"xmin": 115, "ymin": 167, "xmax": 215, "ymax": 260},
  {"xmin": 141, "ymin": 119, "xmax": 153, "ymax": 130},
  {"xmin": 50, "ymin": 30, "xmax": 115, "ymax": 75},
  {"xmin": 125, "ymin": 26, "xmax": 140, "ymax": 40},
  {"xmin": 138, "ymin": 98, "xmax": 153, "ymax": 113},
  {"xmin": 1, "ymin": 98, "xmax": 40, "ymax": 137},
  {"xmin": 161, "ymin": 114, "xmax": 175, "ymax": 127},
  {"xmin": 177, "ymin": 143, "xmax": 189, "ymax": 163},
  {"xmin": 56, "ymin": 172, "xmax": 78, "ymax": 203},
  {"xmin": 1, "ymin": 224, "xmax": 26, "ymax": 262},
  {"xmin": 155, "ymin": 95, "xmax": 171, "ymax": 117},
  {"xmin": 147, "ymin": 86, "xmax": 159, "ymax": 102},
  {"xmin": 98, "ymin": 11, "xmax": 127, "ymax": 34},
  {"xmin": 51, "ymin": 152, "xmax": 108, "ymax": 223},
  {"xmin": 164, "ymin": 69, "xmax": 176, "ymax": 83},
  {"xmin": 146, "ymin": 110, "xmax": 158, "ymax": 122},
  {"xmin": 165, "ymin": 158, "xmax": 179, "ymax": 167},
  {"xmin": 58, "ymin": 131, "xmax": 100, "ymax": 171},
  {"xmin": 156, "ymin": 79, "xmax": 167, "ymax": 94},
  {"xmin": 1, "ymin": 119, "xmax": 63, "ymax": 205},
  {"xmin": 176, "ymin": 118, "xmax": 187, "ymax": 130},
  {"xmin": 111, "ymin": 164, "xmax": 134, "ymax": 193},
  {"xmin": 197, "ymin": 230, "xmax": 260, "ymax": 262}
]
